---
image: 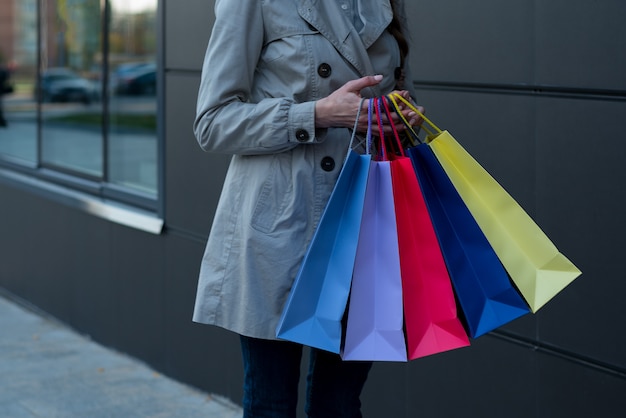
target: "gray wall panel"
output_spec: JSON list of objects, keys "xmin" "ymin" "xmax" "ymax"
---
[
  {"xmin": 0, "ymin": 184, "xmax": 93, "ymax": 323},
  {"xmin": 164, "ymin": 72, "xmax": 230, "ymax": 237},
  {"xmin": 537, "ymin": 352, "xmax": 626, "ymax": 418},
  {"xmin": 535, "ymin": 1, "xmax": 626, "ymax": 90},
  {"xmin": 534, "ymin": 98, "xmax": 626, "ymax": 369},
  {"xmin": 406, "ymin": 0, "xmax": 534, "ymax": 84},
  {"xmin": 363, "ymin": 337, "xmax": 538, "ymax": 417},
  {"xmin": 107, "ymin": 225, "xmax": 168, "ymax": 367},
  {"xmin": 65, "ymin": 214, "xmax": 116, "ymax": 344},
  {"xmin": 163, "ymin": 234, "xmax": 243, "ymax": 402},
  {"xmin": 165, "ymin": 0, "xmax": 215, "ymax": 71},
  {"xmin": 413, "ymin": 89, "xmax": 538, "ymax": 217}
]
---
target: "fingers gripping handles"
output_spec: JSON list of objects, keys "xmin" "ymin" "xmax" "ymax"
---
[{"xmin": 387, "ymin": 93, "xmax": 441, "ymax": 144}]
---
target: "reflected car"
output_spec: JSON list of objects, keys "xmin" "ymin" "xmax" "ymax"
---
[
  {"xmin": 114, "ymin": 64, "xmax": 156, "ymax": 96},
  {"xmin": 36, "ymin": 68, "xmax": 100, "ymax": 104},
  {"xmin": 113, "ymin": 62, "xmax": 153, "ymax": 78},
  {"xmin": 110, "ymin": 62, "xmax": 152, "ymax": 92}
]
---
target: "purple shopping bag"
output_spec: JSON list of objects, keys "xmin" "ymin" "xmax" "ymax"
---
[{"xmin": 342, "ymin": 159, "xmax": 407, "ymax": 361}]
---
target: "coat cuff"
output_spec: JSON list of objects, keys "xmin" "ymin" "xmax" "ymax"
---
[{"xmin": 288, "ymin": 101, "xmax": 325, "ymax": 144}]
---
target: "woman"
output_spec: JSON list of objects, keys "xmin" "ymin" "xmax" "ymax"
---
[{"xmin": 193, "ymin": 0, "xmax": 421, "ymax": 416}]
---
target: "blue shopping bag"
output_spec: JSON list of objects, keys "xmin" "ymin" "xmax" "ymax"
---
[
  {"xmin": 408, "ymin": 144, "xmax": 530, "ymax": 338},
  {"xmin": 276, "ymin": 149, "xmax": 371, "ymax": 353}
]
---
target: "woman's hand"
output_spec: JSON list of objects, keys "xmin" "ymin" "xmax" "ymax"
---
[
  {"xmin": 314, "ymin": 75, "xmax": 424, "ymax": 134},
  {"xmin": 389, "ymin": 90, "xmax": 425, "ymax": 130}
]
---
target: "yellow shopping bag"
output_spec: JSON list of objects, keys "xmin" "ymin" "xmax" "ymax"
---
[{"xmin": 391, "ymin": 93, "xmax": 581, "ymax": 312}]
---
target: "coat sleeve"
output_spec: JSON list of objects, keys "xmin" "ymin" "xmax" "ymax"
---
[{"xmin": 193, "ymin": 0, "xmax": 318, "ymax": 155}]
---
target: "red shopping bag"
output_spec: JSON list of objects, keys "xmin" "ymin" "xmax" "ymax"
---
[{"xmin": 377, "ymin": 97, "xmax": 470, "ymax": 359}]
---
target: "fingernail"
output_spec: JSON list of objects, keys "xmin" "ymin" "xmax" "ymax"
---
[{"xmin": 373, "ymin": 74, "xmax": 383, "ymax": 81}]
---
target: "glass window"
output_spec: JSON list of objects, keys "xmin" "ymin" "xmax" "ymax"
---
[
  {"xmin": 40, "ymin": 0, "xmax": 104, "ymax": 177},
  {"xmin": 108, "ymin": 1, "xmax": 158, "ymax": 196},
  {"xmin": 0, "ymin": 0, "xmax": 159, "ymax": 206},
  {"xmin": 0, "ymin": 0, "xmax": 38, "ymax": 165}
]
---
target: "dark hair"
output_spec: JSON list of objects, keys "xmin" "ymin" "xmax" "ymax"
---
[{"xmin": 388, "ymin": 0, "xmax": 409, "ymax": 67}]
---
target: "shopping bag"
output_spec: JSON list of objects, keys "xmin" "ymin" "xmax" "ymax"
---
[
  {"xmin": 276, "ymin": 105, "xmax": 371, "ymax": 353},
  {"xmin": 342, "ymin": 159, "xmax": 407, "ymax": 361},
  {"xmin": 378, "ymin": 98, "xmax": 470, "ymax": 359},
  {"xmin": 276, "ymin": 149, "xmax": 370, "ymax": 353},
  {"xmin": 408, "ymin": 144, "xmax": 530, "ymax": 338},
  {"xmin": 390, "ymin": 93, "xmax": 581, "ymax": 313}
]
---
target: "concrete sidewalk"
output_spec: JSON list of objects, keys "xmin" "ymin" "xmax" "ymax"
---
[{"xmin": 0, "ymin": 293, "xmax": 243, "ymax": 417}]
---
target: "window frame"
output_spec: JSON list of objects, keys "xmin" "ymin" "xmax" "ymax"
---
[{"xmin": 0, "ymin": 0, "xmax": 164, "ymax": 232}]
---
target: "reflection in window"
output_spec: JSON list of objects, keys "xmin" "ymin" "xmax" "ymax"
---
[
  {"xmin": 108, "ymin": 1, "xmax": 158, "ymax": 196},
  {"xmin": 0, "ymin": 0, "xmax": 38, "ymax": 165},
  {"xmin": 40, "ymin": 0, "xmax": 103, "ymax": 177},
  {"xmin": 0, "ymin": 0, "xmax": 159, "ymax": 201}
]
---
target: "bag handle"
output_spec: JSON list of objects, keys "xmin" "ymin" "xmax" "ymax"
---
[
  {"xmin": 386, "ymin": 95, "xmax": 422, "ymax": 146},
  {"xmin": 348, "ymin": 97, "xmax": 379, "ymax": 159},
  {"xmin": 374, "ymin": 97, "xmax": 389, "ymax": 161},
  {"xmin": 374, "ymin": 96, "xmax": 406, "ymax": 160},
  {"xmin": 380, "ymin": 96, "xmax": 407, "ymax": 158},
  {"xmin": 388, "ymin": 92, "xmax": 442, "ymax": 140},
  {"xmin": 367, "ymin": 98, "xmax": 374, "ymax": 155},
  {"xmin": 349, "ymin": 97, "xmax": 366, "ymax": 151}
]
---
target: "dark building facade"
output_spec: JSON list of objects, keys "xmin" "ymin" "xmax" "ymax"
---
[{"xmin": 1, "ymin": 1, "xmax": 625, "ymax": 416}]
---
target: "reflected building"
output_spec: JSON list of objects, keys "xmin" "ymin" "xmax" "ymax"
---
[{"xmin": 1, "ymin": 0, "xmax": 158, "ymax": 196}]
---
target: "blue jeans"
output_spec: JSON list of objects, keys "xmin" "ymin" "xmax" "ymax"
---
[{"xmin": 240, "ymin": 336, "xmax": 373, "ymax": 418}]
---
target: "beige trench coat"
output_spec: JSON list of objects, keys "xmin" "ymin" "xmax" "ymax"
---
[{"xmin": 193, "ymin": 0, "xmax": 414, "ymax": 339}]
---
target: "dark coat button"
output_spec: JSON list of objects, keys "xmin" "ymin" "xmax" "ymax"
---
[
  {"xmin": 321, "ymin": 156, "xmax": 335, "ymax": 172},
  {"xmin": 317, "ymin": 63, "xmax": 332, "ymax": 78},
  {"xmin": 295, "ymin": 129, "xmax": 310, "ymax": 142}
]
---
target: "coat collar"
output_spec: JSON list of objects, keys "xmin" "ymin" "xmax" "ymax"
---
[{"xmin": 297, "ymin": 0, "xmax": 393, "ymax": 84}]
